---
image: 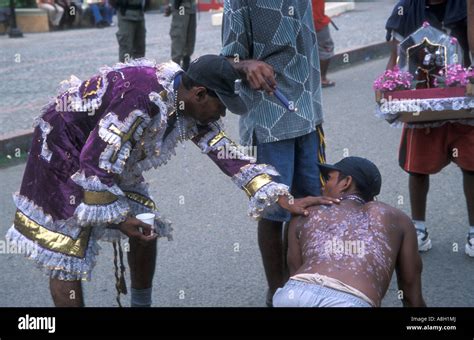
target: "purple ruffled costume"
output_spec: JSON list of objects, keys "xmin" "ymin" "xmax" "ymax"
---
[{"xmin": 6, "ymin": 59, "xmax": 290, "ymax": 281}]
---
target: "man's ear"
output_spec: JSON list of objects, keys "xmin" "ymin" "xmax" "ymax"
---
[
  {"xmin": 193, "ymin": 86, "xmax": 207, "ymax": 102},
  {"xmin": 341, "ymin": 175, "xmax": 353, "ymax": 192}
]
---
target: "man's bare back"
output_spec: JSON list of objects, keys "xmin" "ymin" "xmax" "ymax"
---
[{"xmin": 288, "ymin": 199, "xmax": 423, "ymax": 307}]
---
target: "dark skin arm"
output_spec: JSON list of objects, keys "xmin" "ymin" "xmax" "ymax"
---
[
  {"xmin": 287, "ymin": 216, "xmax": 304, "ymax": 276},
  {"xmin": 386, "ymin": 39, "xmax": 399, "ymax": 70},
  {"xmin": 395, "ymin": 212, "xmax": 426, "ymax": 307}
]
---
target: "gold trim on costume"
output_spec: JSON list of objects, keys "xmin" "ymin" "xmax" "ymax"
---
[
  {"xmin": 82, "ymin": 77, "xmax": 102, "ymax": 98},
  {"xmin": 108, "ymin": 117, "xmax": 144, "ymax": 163},
  {"xmin": 209, "ymin": 131, "xmax": 226, "ymax": 147},
  {"xmin": 83, "ymin": 190, "xmax": 118, "ymax": 205},
  {"xmin": 14, "ymin": 210, "xmax": 91, "ymax": 258},
  {"xmin": 159, "ymin": 90, "xmax": 168, "ymax": 102},
  {"xmin": 243, "ymin": 174, "xmax": 272, "ymax": 198},
  {"xmin": 124, "ymin": 191, "xmax": 157, "ymax": 210}
]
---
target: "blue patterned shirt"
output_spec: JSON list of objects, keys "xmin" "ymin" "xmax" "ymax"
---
[{"xmin": 221, "ymin": 0, "xmax": 323, "ymax": 145}]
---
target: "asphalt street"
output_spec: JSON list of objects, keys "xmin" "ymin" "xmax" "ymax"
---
[{"xmin": 0, "ymin": 56, "xmax": 473, "ymax": 307}]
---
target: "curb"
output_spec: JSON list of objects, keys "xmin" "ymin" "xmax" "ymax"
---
[
  {"xmin": 329, "ymin": 41, "xmax": 391, "ymax": 71},
  {"xmin": 325, "ymin": 1, "xmax": 356, "ymax": 18},
  {"xmin": 0, "ymin": 41, "xmax": 391, "ymax": 168}
]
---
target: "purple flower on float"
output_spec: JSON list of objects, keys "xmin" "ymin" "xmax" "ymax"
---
[
  {"xmin": 450, "ymin": 37, "xmax": 458, "ymax": 45},
  {"xmin": 422, "ymin": 21, "xmax": 430, "ymax": 28},
  {"xmin": 373, "ymin": 66, "xmax": 413, "ymax": 91},
  {"xmin": 440, "ymin": 64, "xmax": 470, "ymax": 87}
]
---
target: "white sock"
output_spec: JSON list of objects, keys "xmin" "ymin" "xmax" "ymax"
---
[
  {"xmin": 469, "ymin": 226, "xmax": 474, "ymax": 236},
  {"xmin": 413, "ymin": 220, "xmax": 426, "ymax": 231}
]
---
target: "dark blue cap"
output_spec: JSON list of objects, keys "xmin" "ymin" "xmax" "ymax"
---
[
  {"xmin": 318, "ymin": 156, "xmax": 382, "ymax": 201},
  {"xmin": 186, "ymin": 54, "xmax": 248, "ymax": 115}
]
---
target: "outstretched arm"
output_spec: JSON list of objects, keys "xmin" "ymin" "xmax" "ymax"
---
[
  {"xmin": 395, "ymin": 212, "xmax": 426, "ymax": 307},
  {"xmin": 191, "ymin": 122, "xmax": 339, "ymax": 219},
  {"xmin": 387, "ymin": 39, "xmax": 399, "ymax": 70}
]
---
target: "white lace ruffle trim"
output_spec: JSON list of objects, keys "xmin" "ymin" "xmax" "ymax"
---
[
  {"xmin": 98, "ymin": 110, "xmax": 151, "ymax": 174},
  {"xmin": 232, "ymin": 164, "xmax": 290, "ymax": 219},
  {"xmin": 5, "ymin": 225, "xmax": 101, "ymax": 281},
  {"xmin": 13, "ymin": 193, "xmax": 80, "ymax": 238},
  {"xmin": 375, "ymin": 96, "xmax": 474, "ymax": 128},
  {"xmin": 73, "ymin": 198, "xmax": 129, "ymax": 227},
  {"xmin": 33, "ymin": 117, "xmax": 53, "ymax": 162},
  {"xmin": 70, "ymin": 171, "xmax": 129, "ymax": 227}
]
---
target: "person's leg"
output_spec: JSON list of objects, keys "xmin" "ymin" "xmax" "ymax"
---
[
  {"xmin": 448, "ymin": 124, "xmax": 474, "ymax": 255},
  {"xmin": 56, "ymin": 3, "xmax": 68, "ymax": 28},
  {"xmin": 116, "ymin": 16, "xmax": 134, "ymax": 62},
  {"xmin": 37, "ymin": 3, "xmax": 55, "ymax": 27},
  {"xmin": 409, "ymin": 173, "xmax": 429, "ymax": 221},
  {"xmin": 53, "ymin": 4, "xmax": 64, "ymax": 27},
  {"xmin": 399, "ymin": 125, "xmax": 448, "ymax": 251},
  {"xmin": 89, "ymin": 4, "xmax": 103, "ymax": 25},
  {"xmin": 320, "ymin": 58, "xmax": 330, "ymax": 82},
  {"xmin": 286, "ymin": 127, "xmax": 324, "ymax": 282},
  {"xmin": 50, "ymin": 278, "xmax": 84, "ymax": 307},
  {"xmin": 258, "ymin": 219, "xmax": 285, "ymax": 301},
  {"xmin": 462, "ymin": 169, "xmax": 474, "ymax": 226},
  {"xmin": 71, "ymin": 3, "xmax": 82, "ymax": 27},
  {"xmin": 409, "ymin": 172, "xmax": 432, "ymax": 251},
  {"xmin": 170, "ymin": 11, "xmax": 186, "ymax": 65},
  {"xmin": 463, "ymin": 169, "xmax": 474, "ymax": 256},
  {"xmin": 104, "ymin": 4, "xmax": 114, "ymax": 24},
  {"xmin": 449, "ymin": 124, "xmax": 474, "ymax": 226},
  {"xmin": 99, "ymin": 5, "xmax": 110, "ymax": 25},
  {"xmin": 255, "ymin": 137, "xmax": 295, "ymax": 305},
  {"xmin": 127, "ymin": 237, "xmax": 157, "ymax": 307},
  {"xmin": 317, "ymin": 26, "xmax": 335, "ymax": 86},
  {"xmin": 133, "ymin": 19, "xmax": 146, "ymax": 59},
  {"xmin": 182, "ymin": 13, "xmax": 196, "ymax": 71}
]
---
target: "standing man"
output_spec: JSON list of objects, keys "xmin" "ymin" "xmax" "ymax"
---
[
  {"xmin": 221, "ymin": 0, "xmax": 325, "ymax": 306},
  {"xmin": 385, "ymin": 0, "xmax": 474, "ymax": 256},
  {"xmin": 115, "ymin": 0, "xmax": 147, "ymax": 62},
  {"xmin": 165, "ymin": 0, "xmax": 197, "ymax": 71},
  {"xmin": 312, "ymin": 0, "xmax": 336, "ymax": 87}
]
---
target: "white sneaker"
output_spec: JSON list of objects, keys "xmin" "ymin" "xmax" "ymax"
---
[
  {"xmin": 416, "ymin": 228, "xmax": 432, "ymax": 252},
  {"xmin": 465, "ymin": 233, "xmax": 474, "ymax": 257}
]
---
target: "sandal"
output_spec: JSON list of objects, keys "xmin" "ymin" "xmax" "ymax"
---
[{"xmin": 322, "ymin": 80, "xmax": 336, "ymax": 88}]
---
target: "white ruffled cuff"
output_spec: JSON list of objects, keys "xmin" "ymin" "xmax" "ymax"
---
[
  {"xmin": 71, "ymin": 171, "xmax": 130, "ymax": 227},
  {"xmin": 247, "ymin": 181, "xmax": 290, "ymax": 219},
  {"xmin": 71, "ymin": 171, "xmax": 124, "ymax": 196},
  {"xmin": 73, "ymin": 197, "xmax": 130, "ymax": 227},
  {"xmin": 232, "ymin": 164, "xmax": 290, "ymax": 220}
]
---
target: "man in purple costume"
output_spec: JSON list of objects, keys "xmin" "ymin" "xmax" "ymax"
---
[{"xmin": 6, "ymin": 55, "xmax": 338, "ymax": 307}]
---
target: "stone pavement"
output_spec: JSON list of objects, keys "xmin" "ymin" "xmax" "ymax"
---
[{"xmin": 0, "ymin": 1, "xmax": 398, "ymax": 135}]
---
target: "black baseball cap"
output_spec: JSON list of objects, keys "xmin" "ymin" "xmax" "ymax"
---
[
  {"xmin": 317, "ymin": 156, "xmax": 382, "ymax": 201},
  {"xmin": 186, "ymin": 54, "xmax": 248, "ymax": 115}
]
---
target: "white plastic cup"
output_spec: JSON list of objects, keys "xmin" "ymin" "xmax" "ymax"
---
[{"xmin": 136, "ymin": 213, "xmax": 155, "ymax": 235}]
